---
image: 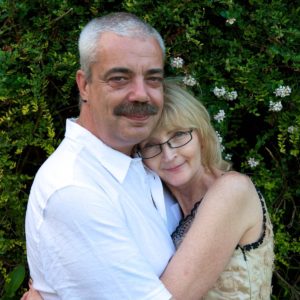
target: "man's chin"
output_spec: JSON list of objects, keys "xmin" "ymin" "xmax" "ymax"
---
[{"xmin": 126, "ymin": 127, "xmax": 154, "ymax": 144}]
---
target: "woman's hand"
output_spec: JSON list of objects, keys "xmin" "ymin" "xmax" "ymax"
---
[{"xmin": 20, "ymin": 280, "xmax": 43, "ymax": 300}]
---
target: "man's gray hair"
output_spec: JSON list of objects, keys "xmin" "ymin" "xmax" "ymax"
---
[{"xmin": 78, "ymin": 12, "xmax": 165, "ymax": 81}]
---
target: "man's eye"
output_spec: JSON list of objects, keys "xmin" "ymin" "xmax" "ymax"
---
[
  {"xmin": 149, "ymin": 77, "xmax": 163, "ymax": 81},
  {"xmin": 107, "ymin": 77, "xmax": 129, "ymax": 87},
  {"xmin": 109, "ymin": 77, "xmax": 128, "ymax": 82},
  {"xmin": 147, "ymin": 77, "xmax": 163, "ymax": 86}
]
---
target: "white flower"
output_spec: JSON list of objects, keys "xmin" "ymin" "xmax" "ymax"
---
[
  {"xmin": 213, "ymin": 87, "xmax": 238, "ymax": 100},
  {"xmin": 216, "ymin": 131, "xmax": 225, "ymax": 151},
  {"xmin": 274, "ymin": 85, "xmax": 291, "ymax": 97},
  {"xmin": 248, "ymin": 157, "xmax": 259, "ymax": 168},
  {"xmin": 288, "ymin": 126, "xmax": 298, "ymax": 133},
  {"xmin": 213, "ymin": 86, "xmax": 226, "ymax": 98},
  {"xmin": 225, "ymin": 91, "xmax": 238, "ymax": 101},
  {"xmin": 269, "ymin": 100, "xmax": 283, "ymax": 112},
  {"xmin": 170, "ymin": 57, "xmax": 184, "ymax": 68},
  {"xmin": 214, "ymin": 110, "xmax": 226, "ymax": 123},
  {"xmin": 225, "ymin": 153, "xmax": 232, "ymax": 161},
  {"xmin": 226, "ymin": 18, "xmax": 236, "ymax": 25},
  {"xmin": 215, "ymin": 131, "xmax": 223, "ymax": 143},
  {"xmin": 183, "ymin": 74, "xmax": 197, "ymax": 86}
]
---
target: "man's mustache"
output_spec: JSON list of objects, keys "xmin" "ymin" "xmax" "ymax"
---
[{"xmin": 114, "ymin": 102, "xmax": 159, "ymax": 116}]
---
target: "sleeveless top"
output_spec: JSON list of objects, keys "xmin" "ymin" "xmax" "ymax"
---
[{"xmin": 171, "ymin": 191, "xmax": 274, "ymax": 299}]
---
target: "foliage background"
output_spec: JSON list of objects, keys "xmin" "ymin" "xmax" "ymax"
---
[{"xmin": 0, "ymin": 0, "xmax": 299, "ymax": 298}]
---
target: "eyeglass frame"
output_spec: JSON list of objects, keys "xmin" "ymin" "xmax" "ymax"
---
[{"xmin": 138, "ymin": 129, "xmax": 194, "ymax": 159}]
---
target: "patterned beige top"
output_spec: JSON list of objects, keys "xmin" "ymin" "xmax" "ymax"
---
[{"xmin": 172, "ymin": 191, "xmax": 274, "ymax": 299}]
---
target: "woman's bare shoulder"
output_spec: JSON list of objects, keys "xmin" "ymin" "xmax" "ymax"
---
[
  {"xmin": 208, "ymin": 171, "xmax": 257, "ymax": 206},
  {"xmin": 218, "ymin": 170, "xmax": 252, "ymax": 184}
]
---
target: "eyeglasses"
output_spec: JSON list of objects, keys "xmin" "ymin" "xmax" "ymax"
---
[{"xmin": 138, "ymin": 129, "xmax": 193, "ymax": 159}]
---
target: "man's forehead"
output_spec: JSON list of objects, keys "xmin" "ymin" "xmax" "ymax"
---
[
  {"xmin": 97, "ymin": 31, "xmax": 163, "ymax": 56},
  {"xmin": 99, "ymin": 31, "xmax": 152, "ymax": 42}
]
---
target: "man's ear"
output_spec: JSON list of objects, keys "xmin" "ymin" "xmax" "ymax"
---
[{"xmin": 76, "ymin": 70, "xmax": 89, "ymax": 100}]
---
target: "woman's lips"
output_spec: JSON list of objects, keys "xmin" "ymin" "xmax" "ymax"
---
[{"xmin": 164, "ymin": 162, "xmax": 185, "ymax": 172}]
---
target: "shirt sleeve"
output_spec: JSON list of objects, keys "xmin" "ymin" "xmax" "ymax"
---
[{"xmin": 38, "ymin": 185, "xmax": 172, "ymax": 300}]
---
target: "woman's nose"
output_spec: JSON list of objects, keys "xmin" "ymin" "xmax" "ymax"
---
[{"xmin": 161, "ymin": 143, "xmax": 176, "ymax": 161}]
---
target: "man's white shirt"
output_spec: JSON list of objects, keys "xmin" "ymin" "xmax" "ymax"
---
[{"xmin": 26, "ymin": 119, "xmax": 181, "ymax": 300}]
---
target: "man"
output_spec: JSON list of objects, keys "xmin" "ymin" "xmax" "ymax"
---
[{"xmin": 25, "ymin": 12, "xmax": 181, "ymax": 299}]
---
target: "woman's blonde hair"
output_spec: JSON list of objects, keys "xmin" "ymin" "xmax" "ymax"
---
[{"xmin": 155, "ymin": 81, "xmax": 231, "ymax": 172}]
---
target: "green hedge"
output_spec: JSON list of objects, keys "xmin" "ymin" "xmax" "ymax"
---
[{"xmin": 0, "ymin": 1, "xmax": 299, "ymax": 299}]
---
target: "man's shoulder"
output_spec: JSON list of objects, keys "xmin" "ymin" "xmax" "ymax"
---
[
  {"xmin": 29, "ymin": 137, "xmax": 91, "ymax": 203},
  {"xmin": 35, "ymin": 139, "xmax": 80, "ymax": 180},
  {"xmin": 30, "ymin": 136, "xmax": 122, "ymax": 203}
]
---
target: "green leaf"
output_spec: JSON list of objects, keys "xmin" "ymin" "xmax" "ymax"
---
[{"xmin": 3, "ymin": 264, "xmax": 26, "ymax": 298}]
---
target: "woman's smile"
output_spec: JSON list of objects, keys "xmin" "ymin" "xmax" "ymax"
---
[{"xmin": 163, "ymin": 162, "xmax": 186, "ymax": 173}]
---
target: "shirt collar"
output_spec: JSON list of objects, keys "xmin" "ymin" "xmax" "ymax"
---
[{"xmin": 65, "ymin": 118, "xmax": 140, "ymax": 183}]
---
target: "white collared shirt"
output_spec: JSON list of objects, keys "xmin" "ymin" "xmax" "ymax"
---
[{"xmin": 26, "ymin": 119, "xmax": 181, "ymax": 300}]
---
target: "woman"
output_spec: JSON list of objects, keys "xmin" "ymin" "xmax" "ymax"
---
[
  {"xmin": 22, "ymin": 82, "xmax": 274, "ymax": 299},
  {"xmin": 137, "ymin": 82, "xmax": 274, "ymax": 299}
]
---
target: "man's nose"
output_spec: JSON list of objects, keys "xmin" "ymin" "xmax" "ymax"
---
[{"xmin": 128, "ymin": 77, "xmax": 149, "ymax": 102}]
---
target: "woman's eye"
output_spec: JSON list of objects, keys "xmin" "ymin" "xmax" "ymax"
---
[
  {"xmin": 173, "ymin": 131, "xmax": 186, "ymax": 138},
  {"xmin": 143, "ymin": 143, "xmax": 157, "ymax": 149}
]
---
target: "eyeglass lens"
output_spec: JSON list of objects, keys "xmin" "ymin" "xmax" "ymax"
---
[{"xmin": 140, "ymin": 130, "xmax": 193, "ymax": 159}]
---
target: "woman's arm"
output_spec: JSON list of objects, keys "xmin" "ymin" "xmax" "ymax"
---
[
  {"xmin": 22, "ymin": 172, "xmax": 261, "ymax": 300},
  {"xmin": 160, "ymin": 172, "xmax": 262, "ymax": 299}
]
